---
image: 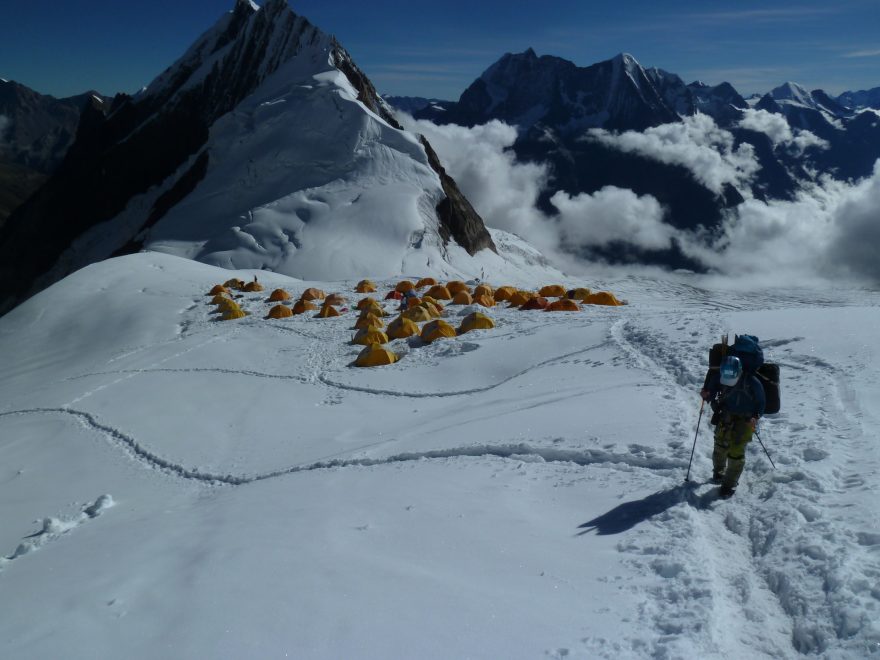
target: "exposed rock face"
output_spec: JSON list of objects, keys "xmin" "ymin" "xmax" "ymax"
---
[{"xmin": 0, "ymin": 0, "xmax": 494, "ymax": 314}]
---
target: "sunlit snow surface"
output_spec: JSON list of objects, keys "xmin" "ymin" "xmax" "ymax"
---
[{"xmin": 1, "ymin": 252, "xmax": 879, "ymax": 659}]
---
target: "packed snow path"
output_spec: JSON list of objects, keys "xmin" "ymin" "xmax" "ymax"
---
[{"xmin": 0, "ymin": 253, "xmax": 878, "ymax": 658}]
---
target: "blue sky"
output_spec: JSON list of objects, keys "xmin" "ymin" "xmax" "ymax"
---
[{"xmin": 2, "ymin": 0, "xmax": 879, "ymax": 100}]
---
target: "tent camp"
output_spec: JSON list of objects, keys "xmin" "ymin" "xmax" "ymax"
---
[
  {"xmin": 301, "ymin": 288, "xmax": 326, "ymax": 301},
  {"xmin": 243, "ymin": 281, "xmax": 264, "ymax": 293},
  {"xmin": 521, "ymin": 297, "xmax": 549, "ymax": 311},
  {"xmin": 458, "ymin": 312, "xmax": 495, "ymax": 334},
  {"xmin": 546, "ymin": 299, "xmax": 580, "ymax": 312},
  {"xmin": 354, "ymin": 343, "xmax": 399, "ymax": 367},
  {"xmin": 507, "ymin": 291, "xmax": 534, "ymax": 307},
  {"xmin": 415, "ymin": 277, "xmax": 437, "ymax": 289},
  {"xmin": 421, "ymin": 319, "xmax": 457, "ymax": 343},
  {"xmin": 567, "ymin": 288, "xmax": 592, "ymax": 302},
  {"xmin": 267, "ymin": 289, "xmax": 291, "ymax": 302},
  {"xmin": 266, "ymin": 305, "xmax": 293, "ymax": 319},
  {"xmin": 473, "ymin": 284, "xmax": 494, "ymax": 298},
  {"xmin": 224, "ymin": 278, "xmax": 246, "ymax": 290},
  {"xmin": 315, "ymin": 305, "xmax": 340, "ymax": 318},
  {"xmin": 325, "ymin": 293, "xmax": 346, "ymax": 306},
  {"xmin": 402, "ymin": 306, "xmax": 433, "ymax": 323},
  {"xmin": 356, "ymin": 297, "xmax": 377, "ymax": 310},
  {"xmin": 395, "ymin": 280, "xmax": 415, "ymax": 294},
  {"xmin": 352, "ymin": 328, "xmax": 390, "ymax": 346},
  {"xmin": 451, "ymin": 291, "xmax": 473, "ymax": 305},
  {"xmin": 538, "ymin": 284, "xmax": 566, "ymax": 298},
  {"xmin": 387, "ymin": 316, "xmax": 420, "ymax": 339},
  {"xmin": 584, "ymin": 291, "xmax": 623, "ymax": 306},
  {"xmin": 494, "ymin": 286, "xmax": 517, "ymax": 302},
  {"xmin": 292, "ymin": 300, "xmax": 319, "ymax": 315},
  {"xmin": 209, "ymin": 284, "xmax": 229, "ymax": 296},
  {"xmin": 221, "ymin": 308, "xmax": 248, "ymax": 321},
  {"xmin": 425, "ymin": 285, "xmax": 452, "ymax": 300},
  {"xmin": 355, "ymin": 280, "xmax": 376, "ymax": 293},
  {"xmin": 473, "ymin": 294, "xmax": 495, "ymax": 307}
]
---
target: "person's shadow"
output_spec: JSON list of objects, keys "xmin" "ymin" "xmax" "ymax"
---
[{"xmin": 576, "ymin": 481, "xmax": 717, "ymax": 535}]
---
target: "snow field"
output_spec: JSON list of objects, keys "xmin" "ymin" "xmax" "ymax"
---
[{"xmin": 0, "ymin": 252, "xmax": 879, "ymax": 658}]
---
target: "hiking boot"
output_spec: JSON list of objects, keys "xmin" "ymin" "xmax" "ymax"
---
[
  {"xmin": 711, "ymin": 470, "xmax": 723, "ymax": 484},
  {"xmin": 719, "ymin": 485, "xmax": 736, "ymax": 499}
]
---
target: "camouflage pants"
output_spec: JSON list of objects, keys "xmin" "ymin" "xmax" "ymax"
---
[{"xmin": 712, "ymin": 414, "xmax": 754, "ymax": 490}]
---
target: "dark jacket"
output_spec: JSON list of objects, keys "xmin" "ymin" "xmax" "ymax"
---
[{"xmin": 706, "ymin": 371, "xmax": 766, "ymax": 418}]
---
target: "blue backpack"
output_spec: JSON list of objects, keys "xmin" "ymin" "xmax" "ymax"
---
[{"xmin": 729, "ymin": 334, "xmax": 764, "ymax": 374}]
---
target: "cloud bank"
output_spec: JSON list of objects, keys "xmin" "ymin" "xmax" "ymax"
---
[
  {"xmin": 400, "ymin": 112, "xmax": 880, "ymax": 285},
  {"xmin": 737, "ymin": 108, "xmax": 829, "ymax": 154}
]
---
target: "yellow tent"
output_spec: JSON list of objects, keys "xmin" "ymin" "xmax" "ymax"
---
[
  {"xmin": 473, "ymin": 293, "xmax": 495, "ymax": 307},
  {"xmin": 493, "ymin": 286, "xmax": 517, "ymax": 302},
  {"xmin": 451, "ymin": 290, "xmax": 473, "ymax": 305},
  {"xmin": 292, "ymin": 300, "xmax": 318, "ymax": 315},
  {"xmin": 356, "ymin": 297, "xmax": 377, "ymax": 310},
  {"xmin": 355, "ymin": 343, "xmax": 399, "ymax": 367},
  {"xmin": 353, "ymin": 328, "xmax": 390, "ymax": 345},
  {"xmin": 546, "ymin": 299, "xmax": 580, "ymax": 312},
  {"xmin": 567, "ymin": 287, "xmax": 592, "ymax": 301},
  {"xmin": 243, "ymin": 281, "xmax": 264, "ymax": 293},
  {"xmin": 355, "ymin": 280, "xmax": 376, "ymax": 293},
  {"xmin": 420, "ymin": 301, "xmax": 442, "ymax": 318},
  {"xmin": 539, "ymin": 284, "xmax": 566, "ymax": 297},
  {"xmin": 221, "ymin": 308, "xmax": 248, "ymax": 321},
  {"xmin": 354, "ymin": 313, "xmax": 385, "ymax": 330},
  {"xmin": 446, "ymin": 281, "xmax": 469, "ymax": 295},
  {"xmin": 402, "ymin": 306, "xmax": 433, "ymax": 323},
  {"xmin": 507, "ymin": 291, "xmax": 534, "ymax": 307},
  {"xmin": 224, "ymin": 278, "xmax": 245, "ymax": 290},
  {"xmin": 209, "ymin": 284, "xmax": 229, "ymax": 295},
  {"xmin": 415, "ymin": 277, "xmax": 437, "ymax": 288},
  {"xmin": 458, "ymin": 311, "xmax": 495, "ymax": 334},
  {"xmin": 210, "ymin": 293, "xmax": 230, "ymax": 305},
  {"xmin": 215, "ymin": 298, "xmax": 241, "ymax": 313},
  {"xmin": 387, "ymin": 316, "xmax": 420, "ymax": 339},
  {"xmin": 426, "ymin": 284, "xmax": 452, "ymax": 300},
  {"xmin": 315, "ymin": 305, "xmax": 340, "ymax": 318},
  {"xmin": 267, "ymin": 289, "xmax": 291, "ymax": 302},
  {"xmin": 266, "ymin": 305, "xmax": 293, "ymax": 319},
  {"xmin": 584, "ymin": 291, "xmax": 623, "ymax": 306},
  {"xmin": 325, "ymin": 293, "xmax": 346, "ymax": 306},
  {"xmin": 301, "ymin": 287, "xmax": 326, "ymax": 301},
  {"xmin": 395, "ymin": 280, "xmax": 415, "ymax": 293},
  {"xmin": 421, "ymin": 319, "xmax": 457, "ymax": 343},
  {"xmin": 473, "ymin": 284, "xmax": 494, "ymax": 298}
]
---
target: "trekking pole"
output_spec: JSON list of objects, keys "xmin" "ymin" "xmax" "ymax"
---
[
  {"xmin": 754, "ymin": 429, "xmax": 776, "ymax": 469},
  {"xmin": 685, "ymin": 400, "xmax": 705, "ymax": 482}
]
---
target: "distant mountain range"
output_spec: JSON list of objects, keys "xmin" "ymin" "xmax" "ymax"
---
[{"xmin": 388, "ymin": 50, "xmax": 880, "ymax": 268}]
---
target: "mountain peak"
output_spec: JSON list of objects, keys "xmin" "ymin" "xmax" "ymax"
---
[{"xmin": 771, "ymin": 81, "xmax": 811, "ymax": 104}]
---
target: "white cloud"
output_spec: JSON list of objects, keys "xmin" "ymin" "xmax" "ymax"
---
[
  {"xmin": 584, "ymin": 114, "xmax": 759, "ymax": 195},
  {"xmin": 737, "ymin": 108, "xmax": 829, "ymax": 154}
]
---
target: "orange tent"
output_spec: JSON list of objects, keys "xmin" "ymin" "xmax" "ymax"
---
[
  {"xmin": 421, "ymin": 319, "xmax": 457, "ymax": 343},
  {"xmin": 473, "ymin": 294, "xmax": 495, "ymax": 307},
  {"xmin": 521, "ymin": 297, "xmax": 549, "ymax": 310},
  {"xmin": 210, "ymin": 294, "xmax": 230, "ymax": 305},
  {"xmin": 315, "ymin": 305, "xmax": 340, "ymax": 318},
  {"xmin": 419, "ymin": 301, "xmax": 441, "ymax": 318},
  {"xmin": 584, "ymin": 291, "xmax": 623, "ymax": 306},
  {"xmin": 415, "ymin": 277, "xmax": 437, "ymax": 288},
  {"xmin": 395, "ymin": 280, "xmax": 415, "ymax": 293},
  {"xmin": 451, "ymin": 291, "xmax": 473, "ymax": 305},
  {"xmin": 356, "ymin": 297, "xmax": 377, "ymax": 310},
  {"xmin": 292, "ymin": 300, "xmax": 318, "ymax": 315},
  {"xmin": 353, "ymin": 328, "xmax": 389, "ymax": 346},
  {"xmin": 387, "ymin": 316, "xmax": 420, "ymax": 339},
  {"xmin": 325, "ymin": 293, "xmax": 346, "ymax": 306},
  {"xmin": 355, "ymin": 343, "xmax": 399, "ymax": 367},
  {"xmin": 426, "ymin": 284, "xmax": 452, "ymax": 300},
  {"xmin": 458, "ymin": 312, "xmax": 495, "ymax": 334},
  {"xmin": 267, "ymin": 289, "xmax": 291, "ymax": 302},
  {"xmin": 539, "ymin": 284, "xmax": 566, "ymax": 298},
  {"xmin": 385, "ymin": 290, "xmax": 404, "ymax": 300},
  {"xmin": 473, "ymin": 284, "xmax": 494, "ymax": 298},
  {"xmin": 446, "ymin": 281, "xmax": 469, "ymax": 295},
  {"xmin": 402, "ymin": 306, "xmax": 433, "ymax": 323},
  {"xmin": 221, "ymin": 308, "xmax": 247, "ymax": 321},
  {"xmin": 359, "ymin": 302, "xmax": 387, "ymax": 317},
  {"xmin": 493, "ymin": 286, "xmax": 517, "ymax": 302},
  {"xmin": 405, "ymin": 296, "xmax": 423, "ymax": 309},
  {"xmin": 224, "ymin": 278, "xmax": 245, "ymax": 290},
  {"xmin": 567, "ymin": 287, "xmax": 592, "ymax": 301},
  {"xmin": 355, "ymin": 280, "xmax": 376, "ymax": 293},
  {"xmin": 243, "ymin": 281, "xmax": 264, "ymax": 293},
  {"xmin": 546, "ymin": 299, "xmax": 580, "ymax": 312},
  {"xmin": 508, "ymin": 291, "xmax": 534, "ymax": 307},
  {"xmin": 266, "ymin": 304, "xmax": 294, "ymax": 319},
  {"xmin": 209, "ymin": 284, "xmax": 229, "ymax": 295},
  {"xmin": 354, "ymin": 313, "xmax": 385, "ymax": 330},
  {"xmin": 300, "ymin": 287, "xmax": 326, "ymax": 301}
]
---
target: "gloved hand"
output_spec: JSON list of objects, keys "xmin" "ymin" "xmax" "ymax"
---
[
  {"xmin": 700, "ymin": 388, "xmax": 712, "ymax": 402},
  {"xmin": 748, "ymin": 417, "xmax": 758, "ymax": 430}
]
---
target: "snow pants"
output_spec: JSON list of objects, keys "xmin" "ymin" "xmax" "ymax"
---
[{"xmin": 712, "ymin": 414, "xmax": 754, "ymax": 490}]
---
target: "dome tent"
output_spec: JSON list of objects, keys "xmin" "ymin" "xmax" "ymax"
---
[
  {"xmin": 209, "ymin": 284, "xmax": 229, "ymax": 295},
  {"xmin": 493, "ymin": 286, "xmax": 517, "ymax": 302},
  {"xmin": 546, "ymin": 299, "xmax": 580, "ymax": 312},
  {"xmin": 415, "ymin": 277, "xmax": 436, "ymax": 289},
  {"xmin": 292, "ymin": 300, "xmax": 318, "ymax": 315},
  {"xmin": 451, "ymin": 291, "xmax": 473, "ymax": 305},
  {"xmin": 473, "ymin": 284, "xmax": 493, "ymax": 298},
  {"xmin": 301, "ymin": 287, "xmax": 326, "ymax": 301},
  {"xmin": 520, "ymin": 297, "xmax": 549, "ymax": 311},
  {"xmin": 224, "ymin": 278, "xmax": 246, "ymax": 290},
  {"xmin": 315, "ymin": 305, "xmax": 340, "ymax": 318},
  {"xmin": 584, "ymin": 291, "xmax": 623, "ymax": 306},
  {"xmin": 267, "ymin": 289, "xmax": 291, "ymax": 302},
  {"xmin": 325, "ymin": 293, "xmax": 346, "ymax": 306},
  {"xmin": 420, "ymin": 301, "xmax": 442, "ymax": 318},
  {"xmin": 473, "ymin": 294, "xmax": 495, "ymax": 307},
  {"xmin": 266, "ymin": 304, "xmax": 293, "ymax": 319},
  {"xmin": 355, "ymin": 343, "xmax": 399, "ymax": 367},
  {"xmin": 567, "ymin": 287, "xmax": 592, "ymax": 301},
  {"xmin": 352, "ymin": 328, "xmax": 390, "ymax": 346},
  {"xmin": 507, "ymin": 291, "xmax": 534, "ymax": 307},
  {"xmin": 215, "ymin": 298, "xmax": 241, "ymax": 313},
  {"xmin": 395, "ymin": 280, "xmax": 415, "ymax": 293},
  {"xmin": 244, "ymin": 281, "xmax": 264, "ymax": 293},
  {"xmin": 425, "ymin": 284, "xmax": 452, "ymax": 300},
  {"xmin": 421, "ymin": 319, "xmax": 457, "ymax": 343},
  {"xmin": 387, "ymin": 316, "xmax": 420, "ymax": 339},
  {"xmin": 356, "ymin": 297, "xmax": 378, "ymax": 310},
  {"xmin": 402, "ymin": 306, "xmax": 433, "ymax": 323},
  {"xmin": 355, "ymin": 280, "xmax": 376, "ymax": 293},
  {"xmin": 221, "ymin": 308, "xmax": 248, "ymax": 321},
  {"xmin": 458, "ymin": 312, "xmax": 495, "ymax": 334},
  {"xmin": 210, "ymin": 294, "xmax": 230, "ymax": 305},
  {"xmin": 446, "ymin": 281, "xmax": 469, "ymax": 295},
  {"xmin": 359, "ymin": 302, "xmax": 387, "ymax": 318},
  {"xmin": 354, "ymin": 313, "xmax": 385, "ymax": 330},
  {"xmin": 385, "ymin": 290, "xmax": 404, "ymax": 300},
  {"xmin": 539, "ymin": 284, "xmax": 566, "ymax": 298}
]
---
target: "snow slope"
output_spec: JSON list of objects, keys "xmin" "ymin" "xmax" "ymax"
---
[{"xmin": 1, "ymin": 251, "xmax": 879, "ymax": 658}]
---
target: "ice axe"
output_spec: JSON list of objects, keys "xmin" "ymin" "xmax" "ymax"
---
[{"xmin": 685, "ymin": 400, "xmax": 705, "ymax": 482}]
